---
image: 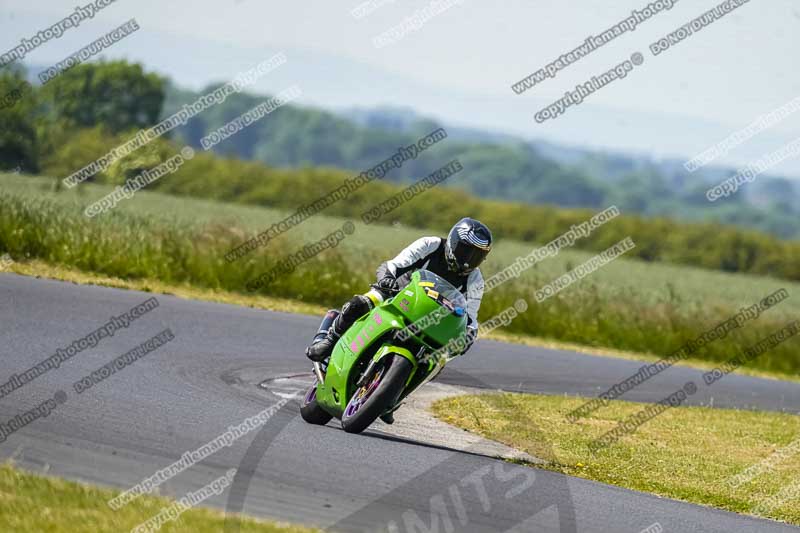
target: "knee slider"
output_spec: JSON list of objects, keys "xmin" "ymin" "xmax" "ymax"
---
[
  {"xmin": 343, "ymin": 294, "xmax": 373, "ymax": 317},
  {"xmin": 336, "ymin": 294, "xmax": 373, "ymax": 335}
]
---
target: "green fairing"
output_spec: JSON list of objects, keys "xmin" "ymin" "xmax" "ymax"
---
[{"xmin": 314, "ymin": 270, "xmax": 467, "ymax": 419}]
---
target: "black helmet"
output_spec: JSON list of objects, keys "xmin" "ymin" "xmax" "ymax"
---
[{"xmin": 445, "ymin": 218, "xmax": 492, "ymax": 274}]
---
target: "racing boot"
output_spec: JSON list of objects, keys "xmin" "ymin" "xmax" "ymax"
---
[
  {"xmin": 306, "ymin": 328, "xmax": 340, "ymax": 362},
  {"xmin": 306, "ymin": 310, "xmax": 340, "ymax": 362}
]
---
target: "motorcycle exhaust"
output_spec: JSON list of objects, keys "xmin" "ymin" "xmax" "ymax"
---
[
  {"xmin": 310, "ymin": 310, "xmax": 339, "ymax": 383},
  {"xmin": 312, "ymin": 309, "xmax": 340, "ymax": 344},
  {"xmin": 312, "ymin": 362, "xmax": 325, "ymax": 383}
]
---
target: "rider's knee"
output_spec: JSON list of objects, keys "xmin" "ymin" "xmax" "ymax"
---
[{"xmin": 341, "ymin": 294, "xmax": 373, "ymax": 320}]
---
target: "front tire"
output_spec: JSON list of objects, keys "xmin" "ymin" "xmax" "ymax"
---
[
  {"xmin": 341, "ymin": 354, "xmax": 413, "ymax": 434},
  {"xmin": 300, "ymin": 379, "xmax": 333, "ymax": 425}
]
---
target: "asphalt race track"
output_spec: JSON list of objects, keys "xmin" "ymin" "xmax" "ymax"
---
[{"xmin": 1, "ymin": 273, "xmax": 798, "ymax": 532}]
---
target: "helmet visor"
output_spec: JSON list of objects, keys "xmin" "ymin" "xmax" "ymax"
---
[{"xmin": 450, "ymin": 239, "xmax": 489, "ymax": 273}]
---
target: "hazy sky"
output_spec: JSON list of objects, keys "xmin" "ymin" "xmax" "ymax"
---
[{"xmin": 2, "ymin": 0, "xmax": 799, "ymax": 174}]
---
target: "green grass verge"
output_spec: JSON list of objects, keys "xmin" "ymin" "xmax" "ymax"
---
[
  {"xmin": 3, "ymin": 174, "xmax": 799, "ymax": 377},
  {"xmin": 4, "ymin": 257, "xmax": 799, "ymax": 384},
  {"xmin": 0, "ymin": 463, "xmax": 316, "ymax": 533},
  {"xmin": 432, "ymin": 392, "xmax": 800, "ymax": 526}
]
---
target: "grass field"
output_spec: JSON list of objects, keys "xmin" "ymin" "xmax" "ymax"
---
[
  {"xmin": 0, "ymin": 463, "xmax": 316, "ymax": 533},
  {"xmin": 432, "ymin": 392, "xmax": 800, "ymax": 526},
  {"xmin": 3, "ymin": 258, "xmax": 796, "ymax": 384},
  {"xmin": 2, "ymin": 173, "xmax": 799, "ymax": 377}
]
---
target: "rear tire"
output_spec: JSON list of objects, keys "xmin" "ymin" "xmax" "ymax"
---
[
  {"xmin": 341, "ymin": 354, "xmax": 413, "ymax": 434},
  {"xmin": 300, "ymin": 379, "xmax": 333, "ymax": 425}
]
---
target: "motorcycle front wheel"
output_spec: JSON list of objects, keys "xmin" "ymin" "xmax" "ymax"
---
[{"xmin": 341, "ymin": 354, "xmax": 413, "ymax": 434}]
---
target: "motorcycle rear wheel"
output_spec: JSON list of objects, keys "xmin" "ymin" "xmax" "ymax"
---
[{"xmin": 300, "ymin": 377, "xmax": 333, "ymax": 425}]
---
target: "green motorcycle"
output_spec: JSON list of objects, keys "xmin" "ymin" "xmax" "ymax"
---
[{"xmin": 300, "ymin": 269, "xmax": 468, "ymax": 434}]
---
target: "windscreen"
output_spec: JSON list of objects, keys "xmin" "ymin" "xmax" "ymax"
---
[{"xmin": 417, "ymin": 270, "xmax": 467, "ymax": 315}]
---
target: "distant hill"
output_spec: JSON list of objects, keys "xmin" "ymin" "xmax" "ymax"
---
[{"xmin": 163, "ymin": 84, "xmax": 800, "ymax": 240}]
